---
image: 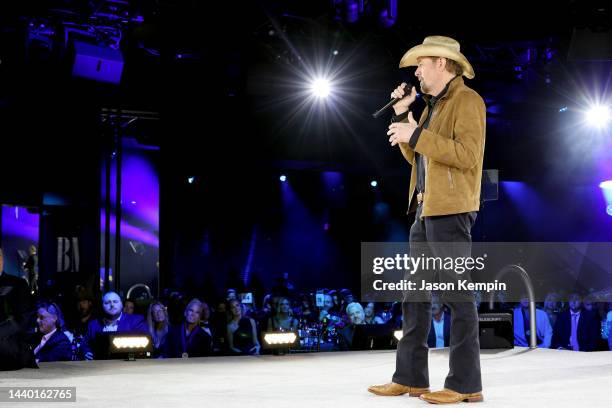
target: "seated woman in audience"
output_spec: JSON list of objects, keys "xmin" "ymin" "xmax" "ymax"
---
[
  {"xmin": 227, "ymin": 299, "xmax": 260, "ymax": 355},
  {"xmin": 296, "ymin": 293, "xmax": 317, "ymax": 323},
  {"xmin": 164, "ymin": 298, "xmax": 213, "ymax": 358},
  {"xmin": 33, "ymin": 301, "xmax": 73, "ymax": 363},
  {"xmin": 363, "ymin": 302, "xmax": 384, "ymax": 324},
  {"xmin": 267, "ymin": 297, "xmax": 298, "ymax": 332},
  {"xmin": 147, "ymin": 300, "xmax": 170, "ymax": 357}
]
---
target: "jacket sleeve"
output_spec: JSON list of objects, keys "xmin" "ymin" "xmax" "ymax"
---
[
  {"xmin": 391, "ymin": 111, "xmax": 415, "ymax": 165},
  {"xmin": 38, "ymin": 333, "xmax": 73, "ymax": 362},
  {"xmin": 411, "ymin": 92, "xmax": 485, "ymax": 169}
]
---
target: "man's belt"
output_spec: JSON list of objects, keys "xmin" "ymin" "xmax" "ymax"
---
[{"xmin": 417, "ymin": 192, "xmax": 424, "ymax": 205}]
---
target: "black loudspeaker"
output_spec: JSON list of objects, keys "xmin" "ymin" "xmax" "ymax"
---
[
  {"xmin": 350, "ymin": 324, "xmax": 396, "ymax": 350},
  {"xmin": 567, "ymin": 27, "xmax": 612, "ymax": 61},
  {"xmin": 478, "ymin": 312, "xmax": 514, "ymax": 349}
]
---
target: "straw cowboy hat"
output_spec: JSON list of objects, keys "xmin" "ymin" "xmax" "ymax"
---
[{"xmin": 399, "ymin": 36, "xmax": 475, "ymax": 79}]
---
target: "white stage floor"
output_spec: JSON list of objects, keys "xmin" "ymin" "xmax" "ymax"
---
[{"xmin": 1, "ymin": 348, "xmax": 612, "ymax": 407}]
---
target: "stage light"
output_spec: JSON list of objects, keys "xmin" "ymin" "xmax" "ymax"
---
[
  {"xmin": 394, "ymin": 330, "xmax": 403, "ymax": 341},
  {"xmin": 559, "ymin": 106, "xmax": 568, "ymax": 113},
  {"xmin": 112, "ymin": 336, "xmax": 150, "ymax": 349},
  {"xmin": 264, "ymin": 332, "xmax": 297, "ymax": 345},
  {"xmin": 311, "ymin": 78, "xmax": 331, "ymax": 98},
  {"xmin": 130, "ymin": 201, "xmax": 137, "ymax": 205},
  {"xmin": 333, "ymin": 50, "xmax": 339, "ymax": 56},
  {"xmin": 187, "ymin": 177, "xmax": 195, "ymax": 184},
  {"xmin": 280, "ymin": 175, "xmax": 287, "ymax": 182},
  {"xmin": 108, "ymin": 334, "xmax": 152, "ymax": 361},
  {"xmin": 263, "ymin": 332, "xmax": 298, "ymax": 348},
  {"xmin": 370, "ymin": 180, "xmax": 378, "ymax": 188},
  {"xmin": 585, "ymin": 105, "xmax": 610, "ymax": 128}
]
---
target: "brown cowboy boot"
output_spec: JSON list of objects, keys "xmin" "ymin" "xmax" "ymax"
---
[
  {"xmin": 419, "ymin": 388, "xmax": 484, "ymax": 404},
  {"xmin": 367, "ymin": 382, "xmax": 430, "ymax": 397}
]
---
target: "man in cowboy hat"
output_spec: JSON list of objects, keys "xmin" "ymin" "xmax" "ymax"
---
[{"xmin": 368, "ymin": 36, "xmax": 486, "ymax": 404}]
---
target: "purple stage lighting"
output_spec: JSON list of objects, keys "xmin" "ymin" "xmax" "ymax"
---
[
  {"xmin": 1, "ymin": 206, "xmax": 39, "ymax": 242},
  {"xmin": 600, "ymin": 180, "xmax": 612, "ymax": 216}
]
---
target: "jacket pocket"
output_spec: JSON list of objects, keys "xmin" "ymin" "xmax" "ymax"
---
[{"xmin": 447, "ymin": 168, "xmax": 454, "ymax": 189}]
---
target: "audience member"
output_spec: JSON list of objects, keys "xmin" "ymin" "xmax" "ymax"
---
[
  {"xmin": 32, "ymin": 301, "xmax": 72, "ymax": 363},
  {"xmin": 513, "ymin": 296, "xmax": 552, "ymax": 348},
  {"xmin": 364, "ymin": 303, "xmax": 384, "ymax": 325},
  {"xmin": 123, "ymin": 299, "xmax": 136, "ymax": 315},
  {"xmin": 147, "ymin": 301, "xmax": 170, "ymax": 357},
  {"xmin": 346, "ymin": 302, "xmax": 365, "ymax": 325},
  {"xmin": 544, "ymin": 292, "xmax": 560, "ymax": 329},
  {"xmin": 551, "ymin": 293, "xmax": 600, "ymax": 351},
  {"xmin": 164, "ymin": 299, "xmax": 212, "ymax": 358},
  {"xmin": 82, "ymin": 291, "xmax": 147, "ymax": 359},
  {"xmin": 227, "ymin": 299, "xmax": 260, "ymax": 355},
  {"xmin": 428, "ymin": 296, "xmax": 451, "ymax": 348},
  {"xmin": 267, "ymin": 297, "xmax": 298, "ymax": 331}
]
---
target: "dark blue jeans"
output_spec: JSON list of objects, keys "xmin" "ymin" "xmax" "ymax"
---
[{"xmin": 392, "ymin": 203, "xmax": 482, "ymax": 394}]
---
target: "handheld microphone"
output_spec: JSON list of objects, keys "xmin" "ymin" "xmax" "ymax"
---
[{"xmin": 371, "ymin": 82, "xmax": 414, "ymax": 118}]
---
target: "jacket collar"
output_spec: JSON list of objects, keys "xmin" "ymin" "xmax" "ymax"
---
[{"xmin": 423, "ymin": 76, "xmax": 463, "ymax": 106}]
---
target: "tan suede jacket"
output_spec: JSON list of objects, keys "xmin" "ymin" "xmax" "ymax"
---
[{"xmin": 398, "ymin": 77, "xmax": 486, "ymax": 217}]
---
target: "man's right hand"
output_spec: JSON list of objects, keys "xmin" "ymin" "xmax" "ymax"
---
[{"xmin": 391, "ymin": 83, "xmax": 416, "ymax": 115}]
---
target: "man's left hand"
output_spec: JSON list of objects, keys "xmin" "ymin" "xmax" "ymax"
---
[{"xmin": 388, "ymin": 111, "xmax": 418, "ymax": 146}]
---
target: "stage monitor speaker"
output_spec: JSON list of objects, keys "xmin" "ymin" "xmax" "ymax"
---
[
  {"xmin": 478, "ymin": 312, "xmax": 514, "ymax": 349},
  {"xmin": 567, "ymin": 27, "xmax": 612, "ymax": 61},
  {"xmin": 351, "ymin": 324, "xmax": 396, "ymax": 350}
]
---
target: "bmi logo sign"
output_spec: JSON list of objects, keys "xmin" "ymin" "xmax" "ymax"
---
[{"xmin": 57, "ymin": 237, "xmax": 80, "ymax": 273}]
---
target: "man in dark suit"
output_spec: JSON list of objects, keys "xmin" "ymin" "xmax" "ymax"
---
[
  {"xmin": 33, "ymin": 302, "xmax": 72, "ymax": 362},
  {"xmin": 0, "ymin": 247, "xmax": 37, "ymax": 370},
  {"xmin": 82, "ymin": 291, "xmax": 148, "ymax": 359},
  {"xmin": 427, "ymin": 299, "xmax": 451, "ymax": 348},
  {"xmin": 551, "ymin": 293, "xmax": 600, "ymax": 352}
]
